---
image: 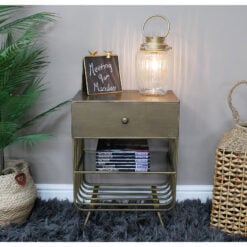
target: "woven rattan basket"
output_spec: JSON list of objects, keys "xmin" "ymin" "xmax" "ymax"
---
[
  {"xmin": 210, "ymin": 80, "xmax": 247, "ymax": 236},
  {"xmin": 0, "ymin": 160, "xmax": 36, "ymax": 227}
]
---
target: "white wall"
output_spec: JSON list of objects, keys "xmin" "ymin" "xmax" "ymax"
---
[{"xmin": 5, "ymin": 5, "xmax": 247, "ymax": 185}]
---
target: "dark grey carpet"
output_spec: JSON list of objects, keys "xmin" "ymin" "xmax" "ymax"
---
[{"xmin": 0, "ymin": 199, "xmax": 247, "ymax": 242}]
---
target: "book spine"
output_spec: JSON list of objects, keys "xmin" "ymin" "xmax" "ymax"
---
[
  {"xmin": 96, "ymin": 160, "xmax": 149, "ymax": 165},
  {"xmin": 96, "ymin": 164, "xmax": 150, "ymax": 168},
  {"xmin": 96, "ymin": 153, "xmax": 150, "ymax": 159},
  {"xmin": 96, "ymin": 151, "xmax": 149, "ymax": 155},
  {"xmin": 96, "ymin": 167, "xmax": 150, "ymax": 172},
  {"xmin": 96, "ymin": 163, "xmax": 150, "ymax": 170}
]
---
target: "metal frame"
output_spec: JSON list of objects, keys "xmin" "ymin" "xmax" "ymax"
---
[
  {"xmin": 73, "ymin": 138, "xmax": 178, "ymax": 226},
  {"xmin": 72, "ymin": 90, "xmax": 179, "ymax": 226}
]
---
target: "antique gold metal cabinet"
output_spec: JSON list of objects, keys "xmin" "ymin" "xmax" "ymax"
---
[{"xmin": 71, "ymin": 90, "xmax": 180, "ymax": 226}]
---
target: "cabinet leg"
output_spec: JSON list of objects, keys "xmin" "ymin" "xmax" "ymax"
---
[
  {"xmin": 83, "ymin": 185, "xmax": 99, "ymax": 226},
  {"xmin": 84, "ymin": 211, "xmax": 92, "ymax": 226},
  {"xmin": 151, "ymin": 185, "xmax": 164, "ymax": 227},
  {"xmin": 156, "ymin": 211, "xmax": 164, "ymax": 227}
]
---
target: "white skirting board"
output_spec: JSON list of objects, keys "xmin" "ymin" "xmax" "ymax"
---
[{"xmin": 36, "ymin": 184, "xmax": 213, "ymax": 203}]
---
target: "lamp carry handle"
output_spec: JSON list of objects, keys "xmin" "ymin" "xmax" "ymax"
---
[{"xmin": 142, "ymin": 15, "xmax": 170, "ymax": 38}]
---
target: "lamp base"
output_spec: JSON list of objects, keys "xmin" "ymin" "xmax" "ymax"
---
[{"xmin": 139, "ymin": 88, "xmax": 167, "ymax": 96}]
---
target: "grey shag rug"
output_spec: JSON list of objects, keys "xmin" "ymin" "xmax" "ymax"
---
[{"xmin": 0, "ymin": 199, "xmax": 247, "ymax": 242}]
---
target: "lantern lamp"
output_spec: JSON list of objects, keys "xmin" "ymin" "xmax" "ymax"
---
[{"xmin": 136, "ymin": 15, "xmax": 172, "ymax": 95}]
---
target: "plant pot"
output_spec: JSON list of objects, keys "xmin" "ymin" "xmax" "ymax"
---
[{"xmin": 0, "ymin": 160, "xmax": 36, "ymax": 226}]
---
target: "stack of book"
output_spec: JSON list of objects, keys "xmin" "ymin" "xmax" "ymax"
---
[{"xmin": 96, "ymin": 139, "xmax": 150, "ymax": 172}]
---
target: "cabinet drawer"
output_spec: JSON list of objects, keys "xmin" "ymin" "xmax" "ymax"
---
[{"xmin": 72, "ymin": 101, "xmax": 179, "ymax": 138}]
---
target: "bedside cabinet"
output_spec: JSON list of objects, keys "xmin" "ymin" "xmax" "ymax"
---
[{"xmin": 71, "ymin": 90, "xmax": 180, "ymax": 225}]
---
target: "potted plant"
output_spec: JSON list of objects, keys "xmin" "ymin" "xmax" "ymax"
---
[{"xmin": 0, "ymin": 6, "xmax": 69, "ymax": 226}]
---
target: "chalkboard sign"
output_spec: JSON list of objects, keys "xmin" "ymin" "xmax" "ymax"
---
[{"xmin": 83, "ymin": 55, "xmax": 122, "ymax": 95}]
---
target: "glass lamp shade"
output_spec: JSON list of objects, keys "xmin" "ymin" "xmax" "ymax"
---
[
  {"xmin": 136, "ymin": 15, "xmax": 172, "ymax": 96},
  {"xmin": 136, "ymin": 49, "xmax": 171, "ymax": 95}
]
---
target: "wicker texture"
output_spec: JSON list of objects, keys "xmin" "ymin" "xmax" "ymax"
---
[
  {"xmin": 0, "ymin": 160, "xmax": 36, "ymax": 226},
  {"xmin": 211, "ymin": 80, "xmax": 247, "ymax": 236}
]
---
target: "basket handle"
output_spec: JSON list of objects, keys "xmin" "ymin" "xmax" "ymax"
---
[
  {"xmin": 2, "ymin": 166, "xmax": 19, "ymax": 175},
  {"xmin": 228, "ymin": 80, "xmax": 247, "ymax": 125},
  {"xmin": 2, "ymin": 160, "xmax": 29, "ymax": 175}
]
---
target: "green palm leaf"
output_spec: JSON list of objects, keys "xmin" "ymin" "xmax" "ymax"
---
[
  {"xmin": 0, "ymin": 91, "xmax": 9, "ymax": 106},
  {"xmin": 16, "ymin": 134, "xmax": 51, "ymax": 148},
  {"xmin": 0, "ymin": 122, "xmax": 18, "ymax": 149},
  {"xmin": 0, "ymin": 11, "xmax": 56, "ymax": 34},
  {"xmin": 0, "ymin": 6, "xmax": 20, "ymax": 16},
  {"xmin": 0, "ymin": 6, "xmax": 69, "ymax": 174},
  {"xmin": 20, "ymin": 100, "xmax": 70, "ymax": 130},
  {"xmin": 1, "ymin": 92, "xmax": 42, "ymax": 122},
  {"xmin": 0, "ymin": 6, "xmax": 20, "ymax": 24}
]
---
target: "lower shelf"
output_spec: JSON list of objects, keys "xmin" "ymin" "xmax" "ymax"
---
[{"xmin": 74, "ymin": 175, "xmax": 176, "ymax": 211}]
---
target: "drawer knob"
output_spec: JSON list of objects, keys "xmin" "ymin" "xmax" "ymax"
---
[{"xmin": 121, "ymin": 117, "xmax": 129, "ymax": 124}]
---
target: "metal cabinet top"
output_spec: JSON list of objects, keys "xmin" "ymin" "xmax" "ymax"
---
[{"xmin": 72, "ymin": 90, "xmax": 179, "ymax": 103}]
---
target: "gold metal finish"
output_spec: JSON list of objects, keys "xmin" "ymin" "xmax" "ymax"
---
[
  {"xmin": 84, "ymin": 211, "xmax": 91, "ymax": 226},
  {"xmin": 89, "ymin": 51, "xmax": 98, "ymax": 56},
  {"xmin": 71, "ymin": 90, "xmax": 180, "ymax": 225},
  {"xmin": 140, "ymin": 39, "xmax": 171, "ymax": 52},
  {"xmin": 72, "ymin": 91, "xmax": 179, "ymax": 139},
  {"xmin": 142, "ymin": 15, "xmax": 171, "ymax": 38},
  {"xmin": 141, "ymin": 15, "xmax": 171, "ymax": 51},
  {"xmin": 104, "ymin": 50, "xmax": 113, "ymax": 58}
]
